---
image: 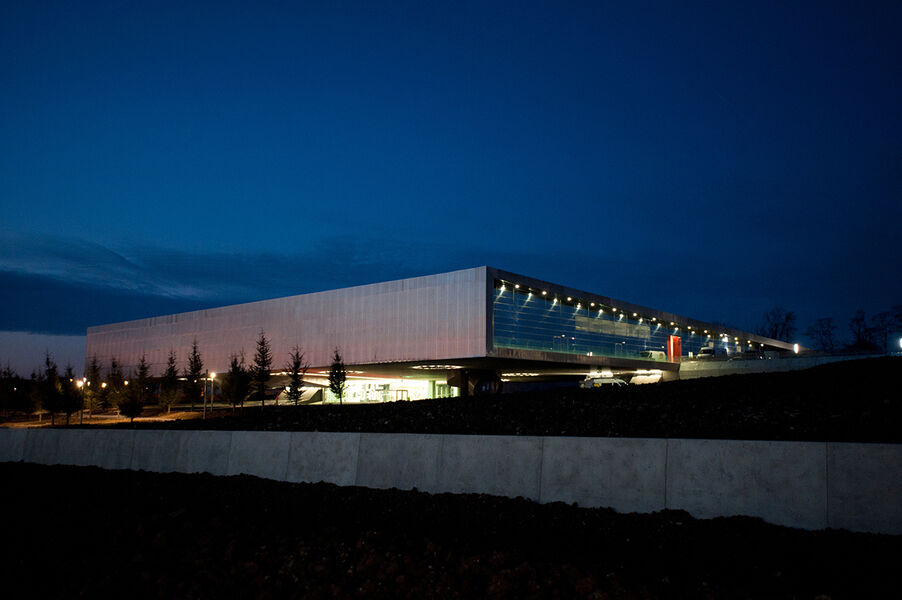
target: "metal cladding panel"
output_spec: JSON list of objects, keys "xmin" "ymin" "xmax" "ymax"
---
[{"xmin": 86, "ymin": 267, "xmax": 488, "ymax": 375}]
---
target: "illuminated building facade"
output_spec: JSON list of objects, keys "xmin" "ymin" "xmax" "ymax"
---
[{"xmin": 85, "ymin": 267, "xmax": 794, "ymax": 399}]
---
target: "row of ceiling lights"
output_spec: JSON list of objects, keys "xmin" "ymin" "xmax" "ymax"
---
[{"xmin": 498, "ymin": 281, "xmax": 764, "ymax": 346}]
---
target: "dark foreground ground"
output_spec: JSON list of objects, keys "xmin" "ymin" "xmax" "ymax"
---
[
  {"xmin": 2, "ymin": 463, "xmax": 899, "ymax": 599},
  {"xmin": 108, "ymin": 357, "xmax": 901, "ymax": 443}
]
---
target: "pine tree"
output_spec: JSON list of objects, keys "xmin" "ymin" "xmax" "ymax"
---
[
  {"xmin": 106, "ymin": 357, "xmax": 125, "ymax": 410},
  {"xmin": 252, "ymin": 331, "xmax": 272, "ymax": 408},
  {"xmin": 41, "ymin": 353, "xmax": 64, "ymax": 425},
  {"xmin": 159, "ymin": 349, "xmax": 180, "ymax": 413},
  {"xmin": 222, "ymin": 352, "xmax": 251, "ymax": 413},
  {"xmin": 184, "ymin": 339, "xmax": 204, "ymax": 410},
  {"xmin": 84, "ymin": 356, "xmax": 103, "ymax": 419},
  {"xmin": 285, "ymin": 345, "xmax": 308, "ymax": 405},
  {"xmin": 61, "ymin": 364, "xmax": 82, "ymax": 425},
  {"xmin": 328, "ymin": 348, "xmax": 347, "ymax": 405}
]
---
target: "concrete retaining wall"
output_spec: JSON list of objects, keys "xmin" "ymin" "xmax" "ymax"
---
[{"xmin": 2, "ymin": 428, "xmax": 899, "ymax": 534}]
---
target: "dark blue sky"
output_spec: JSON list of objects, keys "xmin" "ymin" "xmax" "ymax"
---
[{"xmin": 1, "ymin": 0, "xmax": 900, "ymax": 371}]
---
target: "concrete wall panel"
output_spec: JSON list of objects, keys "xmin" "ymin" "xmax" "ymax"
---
[
  {"xmin": 666, "ymin": 439, "xmax": 827, "ymax": 530},
  {"xmin": 6, "ymin": 430, "xmax": 901, "ymax": 534},
  {"xmin": 131, "ymin": 430, "xmax": 181, "ymax": 473},
  {"xmin": 356, "ymin": 433, "xmax": 442, "ymax": 492},
  {"xmin": 0, "ymin": 429, "xmax": 27, "ymax": 462},
  {"xmin": 540, "ymin": 437, "xmax": 666, "ymax": 512},
  {"xmin": 89, "ymin": 430, "xmax": 136, "ymax": 470},
  {"xmin": 286, "ymin": 431, "xmax": 360, "ymax": 486},
  {"xmin": 55, "ymin": 429, "xmax": 96, "ymax": 467},
  {"xmin": 827, "ymin": 442, "xmax": 902, "ymax": 534},
  {"xmin": 228, "ymin": 431, "xmax": 291, "ymax": 481},
  {"xmin": 437, "ymin": 434, "xmax": 543, "ymax": 500},
  {"xmin": 173, "ymin": 431, "xmax": 232, "ymax": 475},
  {"xmin": 23, "ymin": 429, "xmax": 61, "ymax": 464}
]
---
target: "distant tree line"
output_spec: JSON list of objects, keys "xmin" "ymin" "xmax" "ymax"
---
[
  {"xmin": 802, "ymin": 306, "xmax": 902, "ymax": 354},
  {"xmin": 756, "ymin": 304, "xmax": 902, "ymax": 354}
]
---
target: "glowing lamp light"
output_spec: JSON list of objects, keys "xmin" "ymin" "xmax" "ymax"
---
[
  {"xmin": 101, "ymin": 382, "xmax": 107, "ymax": 388},
  {"xmin": 567, "ymin": 297, "xmax": 572, "ymax": 301},
  {"xmin": 210, "ymin": 372, "xmax": 216, "ymax": 379},
  {"xmin": 76, "ymin": 380, "xmax": 84, "ymax": 388},
  {"xmin": 793, "ymin": 343, "xmax": 800, "ymax": 354},
  {"xmin": 514, "ymin": 284, "xmax": 520, "ymax": 289},
  {"xmin": 124, "ymin": 380, "xmax": 129, "ymax": 386},
  {"xmin": 541, "ymin": 291, "xmax": 547, "ymax": 296}
]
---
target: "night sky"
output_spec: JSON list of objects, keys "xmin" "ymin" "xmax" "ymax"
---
[{"xmin": 1, "ymin": 1, "xmax": 900, "ymax": 373}]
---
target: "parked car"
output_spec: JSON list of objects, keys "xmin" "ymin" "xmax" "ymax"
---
[{"xmin": 580, "ymin": 377, "xmax": 628, "ymax": 389}]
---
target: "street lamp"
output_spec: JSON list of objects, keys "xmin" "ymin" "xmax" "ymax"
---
[
  {"xmin": 76, "ymin": 379, "xmax": 85, "ymax": 424},
  {"xmin": 209, "ymin": 373, "xmax": 216, "ymax": 416},
  {"xmin": 203, "ymin": 373, "xmax": 216, "ymax": 419}
]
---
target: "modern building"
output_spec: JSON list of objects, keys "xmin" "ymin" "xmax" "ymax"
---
[{"xmin": 85, "ymin": 266, "xmax": 795, "ymax": 400}]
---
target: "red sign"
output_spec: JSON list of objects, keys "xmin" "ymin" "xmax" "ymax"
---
[{"xmin": 667, "ymin": 335, "xmax": 682, "ymax": 363}]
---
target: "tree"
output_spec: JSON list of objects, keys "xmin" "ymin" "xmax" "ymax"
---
[
  {"xmin": 106, "ymin": 357, "xmax": 126, "ymax": 410},
  {"xmin": 83, "ymin": 356, "xmax": 103, "ymax": 419},
  {"xmin": 221, "ymin": 352, "xmax": 251, "ymax": 413},
  {"xmin": 756, "ymin": 307, "xmax": 797, "ymax": 342},
  {"xmin": 184, "ymin": 339, "xmax": 204, "ymax": 410},
  {"xmin": 0, "ymin": 362, "xmax": 18, "ymax": 416},
  {"xmin": 159, "ymin": 349, "xmax": 180, "ymax": 413},
  {"xmin": 848, "ymin": 309, "xmax": 877, "ymax": 351},
  {"xmin": 28, "ymin": 369, "xmax": 43, "ymax": 422},
  {"xmin": 285, "ymin": 345, "xmax": 309, "ymax": 406},
  {"xmin": 61, "ymin": 364, "xmax": 82, "ymax": 425},
  {"xmin": 40, "ymin": 353, "xmax": 64, "ymax": 425},
  {"xmin": 328, "ymin": 348, "xmax": 347, "ymax": 405},
  {"xmin": 804, "ymin": 317, "xmax": 837, "ymax": 352},
  {"xmin": 135, "ymin": 354, "xmax": 151, "ymax": 406},
  {"xmin": 252, "ymin": 331, "xmax": 273, "ymax": 408},
  {"xmin": 117, "ymin": 372, "xmax": 144, "ymax": 425},
  {"xmin": 869, "ymin": 311, "xmax": 893, "ymax": 354}
]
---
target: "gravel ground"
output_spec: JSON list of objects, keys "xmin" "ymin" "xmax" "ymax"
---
[{"xmin": 2, "ymin": 462, "xmax": 900, "ymax": 599}]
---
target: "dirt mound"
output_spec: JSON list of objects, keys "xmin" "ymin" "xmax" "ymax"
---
[
  {"xmin": 104, "ymin": 357, "xmax": 901, "ymax": 442},
  {"xmin": 3, "ymin": 462, "xmax": 899, "ymax": 599}
]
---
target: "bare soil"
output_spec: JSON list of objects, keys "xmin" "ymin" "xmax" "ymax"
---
[{"xmin": 2, "ymin": 462, "xmax": 899, "ymax": 599}]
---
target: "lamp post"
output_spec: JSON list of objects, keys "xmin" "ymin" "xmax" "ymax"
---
[
  {"xmin": 76, "ymin": 378, "xmax": 85, "ymax": 424},
  {"xmin": 209, "ymin": 373, "xmax": 216, "ymax": 417},
  {"xmin": 203, "ymin": 373, "xmax": 216, "ymax": 419}
]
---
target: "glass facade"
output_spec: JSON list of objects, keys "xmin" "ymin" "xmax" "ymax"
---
[{"xmin": 492, "ymin": 281, "xmax": 713, "ymax": 362}]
